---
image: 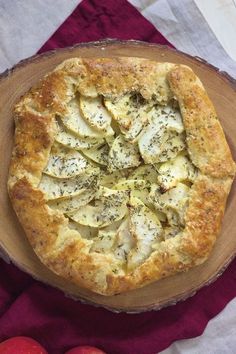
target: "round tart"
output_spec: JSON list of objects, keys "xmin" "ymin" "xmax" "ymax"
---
[{"xmin": 8, "ymin": 57, "xmax": 235, "ymax": 295}]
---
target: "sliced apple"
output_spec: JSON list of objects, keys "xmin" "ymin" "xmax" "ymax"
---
[
  {"xmin": 158, "ymin": 105, "xmax": 184, "ymax": 133},
  {"xmin": 129, "ymin": 164, "xmax": 159, "ymax": 184},
  {"xmin": 150, "ymin": 182, "xmax": 189, "ymax": 211},
  {"xmin": 150, "ymin": 182, "xmax": 190, "ymax": 226},
  {"xmin": 39, "ymin": 167, "xmax": 99, "ymax": 200},
  {"xmin": 55, "ymin": 119, "xmax": 104, "ymax": 150},
  {"xmin": 80, "ymin": 96, "xmax": 114, "ymax": 134},
  {"xmin": 138, "ymin": 105, "xmax": 185, "ymax": 163},
  {"xmin": 43, "ymin": 143, "xmax": 89, "ymax": 178},
  {"xmin": 104, "ymin": 94, "xmax": 133, "ymax": 130},
  {"xmin": 100, "ymin": 170, "xmax": 126, "ymax": 188},
  {"xmin": 104, "ymin": 93, "xmax": 153, "ymax": 141},
  {"xmin": 113, "ymin": 179, "xmax": 146, "ymax": 191},
  {"xmin": 82, "ymin": 144, "xmax": 109, "ymax": 166},
  {"xmin": 114, "ymin": 217, "xmax": 135, "ymax": 262},
  {"xmin": 47, "ymin": 189, "xmax": 96, "ymax": 213},
  {"xmin": 130, "ymin": 189, "xmax": 167, "ymax": 222},
  {"xmin": 68, "ymin": 188, "xmax": 128, "ymax": 227},
  {"xmin": 95, "ymin": 186, "xmax": 129, "ymax": 204},
  {"xmin": 157, "ymin": 154, "xmax": 197, "ymax": 190},
  {"xmin": 105, "ymin": 135, "xmax": 115, "ymax": 147},
  {"xmin": 91, "ymin": 230, "xmax": 117, "ymax": 253},
  {"xmin": 61, "ymin": 98, "xmax": 112, "ymax": 138},
  {"xmin": 68, "ymin": 221, "xmax": 98, "ymax": 239},
  {"xmin": 127, "ymin": 196, "xmax": 162, "ymax": 269},
  {"xmin": 158, "ymin": 132, "xmax": 186, "ymax": 162},
  {"xmin": 108, "ymin": 134, "xmax": 141, "ymax": 171},
  {"xmin": 130, "ymin": 188, "xmax": 150, "ymax": 206}
]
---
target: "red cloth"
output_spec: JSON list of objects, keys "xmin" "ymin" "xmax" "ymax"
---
[
  {"xmin": 1, "ymin": 260, "xmax": 236, "ymax": 354},
  {"xmin": 1, "ymin": 0, "xmax": 236, "ymax": 353},
  {"xmin": 38, "ymin": 0, "xmax": 173, "ymax": 53}
]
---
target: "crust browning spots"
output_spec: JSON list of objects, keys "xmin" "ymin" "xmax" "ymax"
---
[
  {"xmin": 81, "ymin": 58, "xmax": 140, "ymax": 96},
  {"xmin": 9, "ymin": 178, "xmax": 64, "ymax": 255},
  {"xmin": 15, "ymin": 110, "xmax": 54, "ymax": 148},
  {"xmin": 16, "ymin": 71, "xmax": 69, "ymax": 115},
  {"xmin": 81, "ymin": 58, "xmax": 174, "ymax": 102},
  {"xmin": 9, "ymin": 111, "xmax": 55, "ymax": 185},
  {"xmin": 168, "ymin": 66, "xmax": 236, "ymax": 178},
  {"xmin": 45, "ymin": 239, "xmax": 90, "ymax": 283},
  {"xmin": 181, "ymin": 175, "xmax": 231, "ymax": 259}
]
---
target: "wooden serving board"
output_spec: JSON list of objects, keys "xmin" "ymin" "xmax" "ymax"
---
[{"xmin": 0, "ymin": 40, "xmax": 236, "ymax": 313}]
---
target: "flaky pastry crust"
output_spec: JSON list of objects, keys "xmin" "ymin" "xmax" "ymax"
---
[{"xmin": 8, "ymin": 57, "xmax": 235, "ymax": 295}]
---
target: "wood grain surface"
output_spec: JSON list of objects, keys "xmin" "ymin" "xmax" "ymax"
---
[{"xmin": 0, "ymin": 40, "xmax": 235, "ymax": 313}]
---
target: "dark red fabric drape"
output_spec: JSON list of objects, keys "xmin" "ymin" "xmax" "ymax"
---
[{"xmin": 39, "ymin": 0, "xmax": 173, "ymax": 53}]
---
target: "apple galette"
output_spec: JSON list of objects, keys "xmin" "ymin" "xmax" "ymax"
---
[{"xmin": 8, "ymin": 57, "xmax": 235, "ymax": 295}]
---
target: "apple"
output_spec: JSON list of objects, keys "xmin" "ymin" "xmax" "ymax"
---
[
  {"xmin": 65, "ymin": 346, "xmax": 107, "ymax": 354},
  {"xmin": 0, "ymin": 336, "xmax": 48, "ymax": 354}
]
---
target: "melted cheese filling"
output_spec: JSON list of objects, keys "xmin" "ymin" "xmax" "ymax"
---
[{"xmin": 39, "ymin": 94, "xmax": 198, "ymax": 270}]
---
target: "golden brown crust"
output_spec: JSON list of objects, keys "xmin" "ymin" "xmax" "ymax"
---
[
  {"xmin": 9, "ymin": 178, "xmax": 65, "ymax": 255},
  {"xmin": 168, "ymin": 66, "xmax": 236, "ymax": 178},
  {"xmin": 8, "ymin": 110, "xmax": 56, "ymax": 187},
  {"xmin": 8, "ymin": 57, "xmax": 235, "ymax": 295},
  {"xmin": 181, "ymin": 175, "xmax": 232, "ymax": 259},
  {"xmin": 20, "ymin": 71, "xmax": 70, "ymax": 115},
  {"xmin": 80, "ymin": 58, "xmax": 173, "ymax": 101}
]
